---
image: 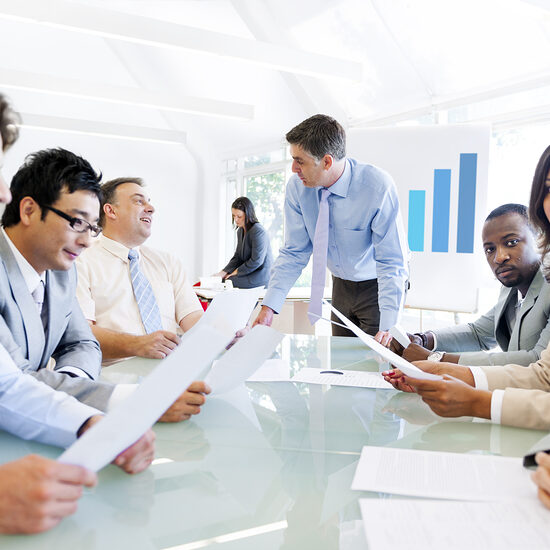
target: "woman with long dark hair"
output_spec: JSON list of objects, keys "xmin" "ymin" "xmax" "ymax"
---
[{"xmin": 215, "ymin": 196, "xmax": 273, "ymax": 288}]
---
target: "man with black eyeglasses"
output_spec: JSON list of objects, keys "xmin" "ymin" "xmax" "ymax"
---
[{"xmin": 0, "ymin": 148, "xmax": 107, "ymax": 391}]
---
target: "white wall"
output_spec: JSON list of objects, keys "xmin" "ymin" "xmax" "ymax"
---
[{"xmin": 3, "ymin": 130, "xmax": 201, "ymax": 280}]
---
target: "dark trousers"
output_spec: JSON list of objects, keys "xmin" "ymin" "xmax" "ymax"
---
[{"xmin": 330, "ymin": 276, "xmax": 380, "ymax": 337}]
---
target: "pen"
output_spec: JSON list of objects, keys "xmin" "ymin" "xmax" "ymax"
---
[
  {"xmin": 320, "ymin": 370, "xmax": 344, "ymax": 375},
  {"xmin": 523, "ymin": 449, "xmax": 550, "ymax": 469}
]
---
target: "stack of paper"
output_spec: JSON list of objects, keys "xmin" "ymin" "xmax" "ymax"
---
[{"xmin": 352, "ymin": 446, "xmax": 541, "ymax": 550}]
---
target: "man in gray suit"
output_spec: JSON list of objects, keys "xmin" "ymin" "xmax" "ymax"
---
[
  {"xmin": 0, "ymin": 98, "xmax": 155, "ymax": 535},
  {"xmin": 0, "ymin": 148, "xmax": 208, "ymax": 416},
  {"xmin": 391, "ymin": 204, "xmax": 550, "ymax": 366}
]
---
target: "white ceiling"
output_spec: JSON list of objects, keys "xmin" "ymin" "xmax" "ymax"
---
[{"xmin": 1, "ymin": 0, "xmax": 549, "ymax": 154}]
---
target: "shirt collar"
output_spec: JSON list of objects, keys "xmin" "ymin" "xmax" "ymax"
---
[
  {"xmin": 1, "ymin": 227, "xmax": 45, "ymax": 293},
  {"xmin": 324, "ymin": 158, "xmax": 350, "ymax": 198},
  {"xmin": 100, "ymin": 234, "xmax": 140, "ymax": 263}
]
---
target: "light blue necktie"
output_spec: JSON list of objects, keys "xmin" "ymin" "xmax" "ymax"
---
[
  {"xmin": 128, "ymin": 249, "xmax": 163, "ymax": 334},
  {"xmin": 308, "ymin": 188, "xmax": 331, "ymax": 324}
]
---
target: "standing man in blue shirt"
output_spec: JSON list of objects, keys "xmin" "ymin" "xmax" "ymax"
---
[{"xmin": 252, "ymin": 114, "xmax": 408, "ymax": 342}]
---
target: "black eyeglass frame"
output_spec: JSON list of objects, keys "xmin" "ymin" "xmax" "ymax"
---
[{"xmin": 42, "ymin": 205, "xmax": 102, "ymax": 238}]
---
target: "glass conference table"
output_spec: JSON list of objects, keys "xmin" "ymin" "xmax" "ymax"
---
[{"xmin": 1, "ymin": 335, "xmax": 547, "ymax": 549}]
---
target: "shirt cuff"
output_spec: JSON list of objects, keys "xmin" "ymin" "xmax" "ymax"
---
[
  {"xmin": 490, "ymin": 389, "xmax": 505, "ymax": 425},
  {"xmin": 379, "ymin": 310, "xmax": 398, "ymax": 333},
  {"xmin": 470, "ymin": 367, "xmax": 488, "ymax": 390},
  {"xmin": 57, "ymin": 366, "xmax": 92, "ymax": 379},
  {"xmin": 107, "ymin": 383, "xmax": 138, "ymax": 412},
  {"xmin": 261, "ymin": 289, "xmax": 284, "ymax": 314}
]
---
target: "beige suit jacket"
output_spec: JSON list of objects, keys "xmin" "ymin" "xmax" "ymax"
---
[{"xmin": 482, "ymin": 346, "xmax": 550, "ymax": 429}]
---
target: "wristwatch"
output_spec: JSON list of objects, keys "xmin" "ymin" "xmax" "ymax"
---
[{"xmin": 427, "ymin": 351, "xmax": 444, "ymax": 362}]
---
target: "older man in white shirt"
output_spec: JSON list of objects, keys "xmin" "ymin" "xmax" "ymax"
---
[{"xmin": 76, "ymin": 177, "xmax": 203, "ymax": 362}]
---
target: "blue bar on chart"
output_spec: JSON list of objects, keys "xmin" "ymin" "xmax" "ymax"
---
[
  {"xmin": 408, "ymin": 190, "xmax": 426, "ymax": 252},
  {"xmin": 431, "ymin": 169, "xmax": 451, "ymax": 253},
  {"xmin": 456, "ymin": 153, "xmax": 477, "ymax": 253}
]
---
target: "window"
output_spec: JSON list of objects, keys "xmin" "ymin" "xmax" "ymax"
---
[{"xmin": 222, "ymin": 147, "xmax": 314, "ymax": 288}]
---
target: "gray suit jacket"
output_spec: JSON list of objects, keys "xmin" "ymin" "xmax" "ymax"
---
[
  {"xmin": 0, "ymin": 231, "xmax": 114, "ymax": 410},
  {"xmin": 434, "ymin": 269, "xmax": 550, "ymax": 366},
  {"xmin": 223, "ymin": 223, "xmax": 273, "ymax": 288},
  {"xmin": 482, "ymin": 347, "xmax": 550, "ymax": 430}
]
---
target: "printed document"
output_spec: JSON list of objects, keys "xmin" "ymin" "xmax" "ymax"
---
[
  {"xmin": 291, "ymin": 368, "xmax": 393, "ymax": 389},
  {"xmin": 328, "ymin": 302, "xmax": 442, "ymax": 381},
  {"xmin": 359, "ymin": 498, "xmax": 548, "ymax": 550},
  {"xmin": 351, "ymin": 446, "xmax": 532, "ymax": 500}
]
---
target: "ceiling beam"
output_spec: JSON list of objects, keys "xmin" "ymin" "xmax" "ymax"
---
[
  {"xmin": 0, "ymin": 0, "xmax": 362, "ymax": 81},
  {"xmin": 0, "ymin": 68, "xmax": 253, "ymax": 120},
  {"xmin": 350, "ymin": 70, "xmax": 550, "ymax": 127},
  {"xmin": 20, "ymin": 113, "xmax": 187, "ymax": 145}
]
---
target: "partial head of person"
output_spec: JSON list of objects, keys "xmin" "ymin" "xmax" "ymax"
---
[
  {"xmin": 100, "ymin": 177, "xmax": 154, "ymax": 249},
  {"xmin": 1, "ymin": 148, "xmax": 102, "ymax": 274},
  {"xmin": 231, "ymin": 196, "xmax": 258, "ymax": 232},
  {"xmin": 0, "ymin": 93, "xmax": 21, "ymax": 204},
  {"xmin": 529, "ymin": 144, "xmax": 550, "ymax": 259},
  {"xmin": 482, "ymin": 203, "xmax": 540, "ymax": 296},
  {"xmin": 286, "ymin": 114, "xmax": 346, "ymax": 188}
]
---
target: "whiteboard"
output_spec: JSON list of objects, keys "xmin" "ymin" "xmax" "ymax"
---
[{"xmin": 348, "ymin": 125, "xmax": 490, "ymax": 312}]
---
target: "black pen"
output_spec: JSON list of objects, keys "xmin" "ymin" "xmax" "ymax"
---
[{"xmin": 320, "ymin": 370, "xmax": 344, "ymax": 375}]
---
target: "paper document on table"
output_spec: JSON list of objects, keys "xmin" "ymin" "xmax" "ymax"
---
[
  {"xmin": 204, "ymin": 326, "xmax": 283, "ymax": 395},
  {"xmin": 351, "ymin": 446, "xmax": 532, "ymax": 501},
  {"xmin": 246, "ymin": 358, "xmax": 291, "ymax": 382},
  {"xmin": 327, "ymin": 302, "xmax": 442, "ymax": 381},
  {"xmin": 291, "ymin": 368, "xmax": 393, "ymax": 389},
  {"xmin": 200, "ymin": 287, "xmax": 263, "ymax": 335},
  {"xmin": 58, "ymin": 324, "xmax": 228, "ymax": 472},
  {"xmin": 359, "ymin": 498, "xmax": 548, "ymax": 550}
]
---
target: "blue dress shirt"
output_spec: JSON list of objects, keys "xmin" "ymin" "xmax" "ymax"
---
[
  {"xmin": 262, "ymin": 158, "xmax": 409, "ymax": 331},
  {"xmin": 0, "ymin": 344, "xmax": 99, "ymax": 448}
]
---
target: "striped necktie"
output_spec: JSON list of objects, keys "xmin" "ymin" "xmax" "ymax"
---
[
  {"xmin": 128, "ymin": 249, "xmax": 163, "ymax": 334},
  {"xmin": 308, "ymin": 188, "xmax": 331, "ymax": 324}
]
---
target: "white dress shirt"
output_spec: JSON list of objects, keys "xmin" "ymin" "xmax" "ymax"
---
[{"xmin": 76, "ymin": 236, "xmax": 201, "ymax": 336}]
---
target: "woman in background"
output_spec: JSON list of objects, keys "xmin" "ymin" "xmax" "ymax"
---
[{"xmin": 216, "ymin": 196, "xmax": 273, "ymax": 288}]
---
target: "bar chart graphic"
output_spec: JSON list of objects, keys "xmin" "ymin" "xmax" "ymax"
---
[{"xmin": 408, "ymin": 153, "xmax": 477, "ymax": 254}]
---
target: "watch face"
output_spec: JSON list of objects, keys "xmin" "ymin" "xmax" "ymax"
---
[{"xmin": 428, "ymin": 352, "xmax": 443, "ymax": 362}]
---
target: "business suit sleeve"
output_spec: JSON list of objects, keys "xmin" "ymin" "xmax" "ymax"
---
[
  {"xmin": 29, "ymin": 368, "xmax": 114, "ymax": 412},
  {"xmin": 223, "ymin": 229, "xmax": 244, "ymax": 274},
  {"xmin": 235, "ymin": 225, "xmax": 269, "ymax": 276},
  {"xmin": 51, "ymin": 294, "xmax": 102, "ymax": 380},
  {"xmin": 434, "ymin": 306, "xmax": 498, "ymax": 355},
  {"xmin": 499, "ymin": 388, "xmax": 550, "ymax": 430},
  {"xmin": 481, "ymin": 347, "xmax": 550, "ymax": 429},
  {"xmin": 460, "ymin": 317, "xmax": 550, "ymax": 366},
  {"xmin": 47, "ymin": 268, "xmax": 102, "ymax": 380}
]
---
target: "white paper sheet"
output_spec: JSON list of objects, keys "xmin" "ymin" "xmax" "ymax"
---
[
  {"xmin": 389, "ymin": 324, "xmax": 411, "ymax": 348},
  {"xmin": 246, "ymin": 358, "xmax": 291, "ymax": 382},
  {"xmin": 351, "ymin": 446, "xmax": 532, "ymax": 501},
  {"xmin": 359, "ymin": 498, "xmax": 549, "ymax": 550},
  {"xmin": 328, "ymin": 302, "xmax": 443, "ymax": 381},
  {"xmin": 58, "ymin": 324, "xmax": 229, "ymax": 471},
  {"xmin": 291, "ymin": 368, "xmax": 393, "ymax": 389},
  {"xmin": 204, "ymin": 325, "xmax": 283, "ymax": 395},
  {"xmin": 200, "ymin": 287, "xmax": 263, "ymax": 335}
]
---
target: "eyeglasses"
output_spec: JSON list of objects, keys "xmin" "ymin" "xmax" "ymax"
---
[{"xmin": 42, "ymin": 205, "xmax": 102, "ymax": 238}]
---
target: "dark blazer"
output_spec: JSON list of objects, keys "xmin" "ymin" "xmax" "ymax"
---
[
  {"xmin": 0, "ymin": 231, "xmax": 113, "ymax": 410},
  {"xmin": 223, "ymin": 223, "xmax": 273, "ymax": 288}
]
